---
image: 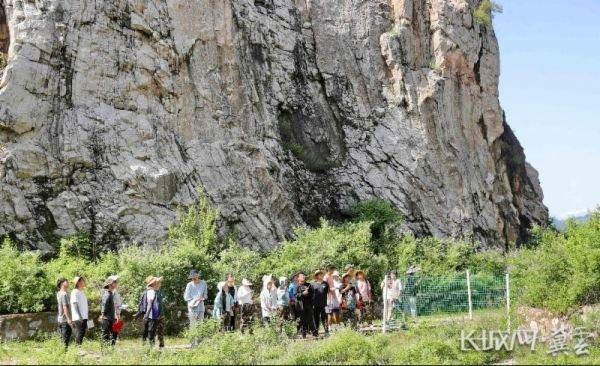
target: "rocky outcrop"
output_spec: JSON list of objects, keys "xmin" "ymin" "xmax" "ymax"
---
[{"xmin": 0, "ymin": 0, "xmax": 547, "ymax": 252}]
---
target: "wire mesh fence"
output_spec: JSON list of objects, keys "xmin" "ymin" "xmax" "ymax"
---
[{"xmin": 382, "ymin": 271, "xmax": 508, "ymax": 330}]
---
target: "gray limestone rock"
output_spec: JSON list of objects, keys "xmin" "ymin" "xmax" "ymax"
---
[{"xmin": 0, "ymin": 0, "xmax": 547, "ymax": 252}]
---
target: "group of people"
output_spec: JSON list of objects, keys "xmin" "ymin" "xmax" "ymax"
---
[
  {"xmin": 55, "ymin": 275, "xmax": 125, "ymax": 349},
  {"xmin": 205, "ymin": 264, "xmax": 374, "ymax": 338},
  {"xmin": 55, "ymin": 263, "xmax": 415, "ymax": 348}
]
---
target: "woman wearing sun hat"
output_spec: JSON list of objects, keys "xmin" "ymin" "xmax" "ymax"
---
[
  {"xmin": 100, "ymin": 275, "xmax": 119, "ymax": 346},
  {"xmin": 145, "ymin": 276, "xmax": 165, "ymax": 348}
]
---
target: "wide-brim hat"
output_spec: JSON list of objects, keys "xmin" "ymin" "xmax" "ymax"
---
[
  {"xmin": 188, "ymin": 270, "xmax": 201, "ymax": 279},
  {"xmin": 314, "ymin": 270, "xmax": 324, "ymax": 277},
  {"xmin": 103, "ymin": 275, "xmax": 119, "ymax": 289},
  {"xmin": 406, "ymin": 266, "xmax": 420, "ymax": 275},
  {"xmin": 342, "ymin": 273, "xmax": 352, "ymax": 281},
  {"xmin": 355, "ymin": 270, "xmax": 366, "ymax": 277},
  {"xmin": 242, "ymin": 278, "xmax": 252, "ymax": 286},
  {"xmin": 73, "ymin": 276, "xmax": 84, "ymax": 286},
  {"xmin": 146, "ymin": 276, "xmax": 163, "ymax": 287}
]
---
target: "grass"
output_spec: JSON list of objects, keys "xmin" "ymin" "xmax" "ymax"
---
[{"xmin": 2, "ymin": 310, "xmax": 597, "ymax": 365}]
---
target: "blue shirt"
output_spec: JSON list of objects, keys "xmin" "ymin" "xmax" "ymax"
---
[{"xmin": 288, "ymin": 283, "xmax": 297, "ymax": 302}]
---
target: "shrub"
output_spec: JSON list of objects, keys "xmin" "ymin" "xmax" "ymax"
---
[
  {"xmin": 57, "ymin": 233, "xmax": 100, "ymax": 262},
  {"xmin": 352, "ymin": 198, "xmax": 403, "ymax": 254},
  {"xmin": 510, "ymin": 211, "xmax": 600, "ymax": 313},
  {"xmin": 256, "ymin": 219, "xmax": 391, "ymax": 288},
  {"xmin": 0, "ymin": 237, "xmax": 52, "ymax": 313},
  {"xmin": 474, "ymin": 0, "xmax": 503, "ymax": 27},
  {"xmin": 395, "ymin": 235, "xmax": 506, "ymax": 276},
  {"xmin": 168, "ymin": 188, "xmax": 221, "ymax": 257}
]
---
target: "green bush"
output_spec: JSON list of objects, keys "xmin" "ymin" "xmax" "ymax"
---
[
  {"xmin": 256, "ymin": 219, "xmax": 391, "ymax": 288},
  {"xmin": 352, "ymin": 198, "xmax": 403, "ymax": 254},
  {"xmin": 474, "ymin": 0, "xmax": 503, "ymax": 27},
  {"xmin": 0, "ymin": 237, "xmax": 52, "ymax": 313},
  {"xmin": 395, "ymin": 235, "xmax": 506, "ymax": 276},
  {"xmin": 510, "ymin": 212, "xmax": 600, "ymax": 313}
]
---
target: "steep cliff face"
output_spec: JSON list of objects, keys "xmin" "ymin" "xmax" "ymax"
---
[{"xmin": 0, "ymin": 0, "xmax": 547, "ymax": 252}]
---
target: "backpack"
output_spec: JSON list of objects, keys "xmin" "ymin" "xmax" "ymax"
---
[{"xmin": 134, "ymin": 290, "xmax": 148, "ymax": 321}]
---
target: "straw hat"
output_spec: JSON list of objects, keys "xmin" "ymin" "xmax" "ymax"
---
[
  {"xmin": 242, "ymin": 278, "xmax": 252, "ymax": 286},
  {"xmin": 103, "ymin": 275, "xmax": 119, "ymax": 289},
  {"xmin": 314, "ymin": 270, "xmax": 324, "ymax": 277},
  {"xmin": 72, "ymin": 276, "xmax": 84, "ymax": 287},
  {"xmin": 146, "ymin": 276, "xmax": 163, "ymax": 288},
  {"xmin": 355, "ymin": 270, "xmax": 366, "ymax": 278},
  {"xmin": 406, "ymin": 265, "xmax": 420, "ymax": 275}
]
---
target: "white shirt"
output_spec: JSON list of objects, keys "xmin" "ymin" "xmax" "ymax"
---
[
  {"xmin": 237, "ymin": 286, "xmax": 253, "ymax": 305},
  {"xmin": 260, "ymin": 289, "xmax": 275, "ymax": 318},
  {"xmin": 147, "ymin": 289, "xmax": 156, "ymax": 302},
  {"xmin": 70, "ymin": 289, "xmax": 89, "ymax": 321}
]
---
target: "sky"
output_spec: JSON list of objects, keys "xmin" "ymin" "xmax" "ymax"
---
[{"xmin": 493, "ymin": 0, "xmax": 600, "ymax": 219}]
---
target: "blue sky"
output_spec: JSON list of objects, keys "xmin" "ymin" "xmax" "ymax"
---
[{"xmin": 493, "ymin": 0, "xmax": 600, "ymax": 218}]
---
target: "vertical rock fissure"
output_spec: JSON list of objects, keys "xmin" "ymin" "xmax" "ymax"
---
[{"xmin": 0, "ymin": 0, "xmax": 9, "ymax": 71}]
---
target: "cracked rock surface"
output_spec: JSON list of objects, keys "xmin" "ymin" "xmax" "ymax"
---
[{"xmin": 0, "ymin": 0, "xmax": 547, "ymax": 252}]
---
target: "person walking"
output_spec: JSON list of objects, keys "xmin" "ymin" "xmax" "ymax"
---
[
  {"xmin": 260, "ymin": 276, "xmax": 276, "ymax": 325},
  {"xmin": 295, "ymin": 272, "xmax": 317, "ymax": 338},
  {"xmin": 70, "ymin": 276, "xmax": 89, "ymax": 346},
  {"xmin": 311, "ymin": 270, "xmax": 329, "ymax": 336},
  {"xmin": 340, "ymin": 273, "xmax": 359, "ymax": 330},
  {"xmin": 145, "ymin": 276, "xmax": 165, "ymax": 348},
  {"xmin": 100, "ymin": 276, "xmax": 118, "ymax": 346},
  {"xmin": 56, "ymin": 278, "xmax": 72, "ymax": 349},
  {"xmin": 237, "ymin": 278, "xmax": 254, "ymax": 334},
  {"xmin": 355, "ymin": 270, "xmax": 373, "ymax": 327},
  {"xmin": 183, "ymin": 270, "xmax": 208, "ymax": 330}
]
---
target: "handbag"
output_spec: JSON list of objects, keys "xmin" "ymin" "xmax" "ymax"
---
[{"xmin": 112, "ymin": 319, "xmax": 124, "ymax": 333}]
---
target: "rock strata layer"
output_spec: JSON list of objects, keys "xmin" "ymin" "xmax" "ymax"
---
[{"xmin": 0, "ymin": 0, "xmax": 548, "ymax": 252}]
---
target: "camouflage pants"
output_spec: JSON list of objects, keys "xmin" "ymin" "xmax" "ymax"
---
[
  {"xmin": 240, "ymin": 304, "xmax": 254, "ymax": 334},
  {"xmin": 341, "ymin": 308, "xmax": 358, "ymax": 330}
]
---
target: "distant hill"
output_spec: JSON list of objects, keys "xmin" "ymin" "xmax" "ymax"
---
[{"xmin": 553, "ymin": 213, "xmax": 592, "ymax": 231}]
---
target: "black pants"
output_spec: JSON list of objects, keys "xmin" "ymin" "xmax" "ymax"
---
[
  {"xmin": 223, "ymin": 312, "xmax": 235, "ymax": 331},
  {"xmin": 147, "ymin": 318, "xmax": 165, "ymax": 348},
  {"xmin": 73, "ymin": 320, "xmax": 87, "ymax": 345},
  {"xmin": 142, "ymin": 319, "xmax": 150, "ymax": 342},
  {"xmin": 298, "ymin": 305, "xmax": 317, "ymax": 337},
  {"xmin": 313, "ymin": 306, "xmax": 328, "ymax": 334},
  {"xmin": 58, "ymin": 323, "xmax": 72, "ymax": 348},
  {"xmin": 101, "ymin": 318, "xmax": 117, "ymax": 346}
]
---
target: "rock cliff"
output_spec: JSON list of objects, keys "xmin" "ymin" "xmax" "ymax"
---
[{"xmin": 0, "ymin": 0, "xmax": 548, "ymax": 252}]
